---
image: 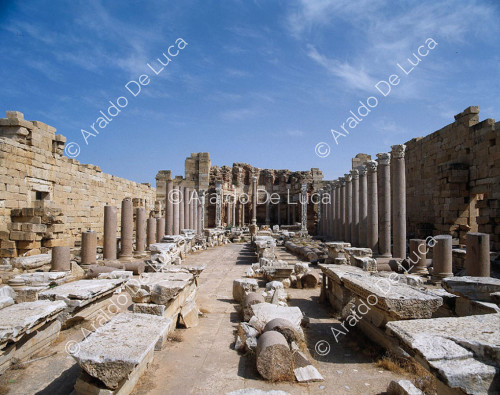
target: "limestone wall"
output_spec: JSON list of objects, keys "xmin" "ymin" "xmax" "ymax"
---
[
  {"xmin": 0, "ymin": 111, "xmax": 156, "ymax": 257},
  {"xmin": 405, "ymin": 106, "xmax": 500, "ymax": 250}
]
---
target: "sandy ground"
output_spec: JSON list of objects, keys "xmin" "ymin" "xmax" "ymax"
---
[{"xmin": 0, "ymin": 243, "xmax": 409, "ymax": 395}]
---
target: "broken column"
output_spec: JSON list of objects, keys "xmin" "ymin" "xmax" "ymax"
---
[
  {"xmin": 146, "ymin": 218, "xmax": 156, "ymax": 248},
  {"xmin": 358, "ymin": 165, "xmax": 367, "ymax": 248},
  {"xmin": 465, "ymin": 232, "xmax": 490, "ymax": 277},
  {"xmin": 173, "ymin": 185, "xmax": 180, "ymax": 235},
  {"xmin": 179, "ymin": 186, "xmax": 185, "ymax": 231},
  {"xmin": 184, "ymin": 187, "xmax": 190, "ymax": 229},
  {"xmin": 166, "ymin": 180, "xmax": 173, "ymax": 235},
  {"xmin": 432, "ymin": 235, "xmax": 453, "ymax": 281},
  {"xmin": 350, "ymin": 169, "xmax": 359, "ymax": 246},
  {"xmin": 409, "ymin": 239, "xmax": 428, "ymax": 275},
  {"xmin": 391, "ymin": 144, "xmax": 406, "ymax": 259},
  {"xmin": 252, "ymin": 176, "xmax": 257, "ymax": 225},
  {"xmin": 51, "ymin": 246, "xmax": 70, "ymax": 271},
  {"xmin": 81, "ymin": 230, "xmax": 97, "ymax": 265},
  {"xmin": 376, "ymin": 152, "xmax": 391, "ymax": 257},
  {"xmin": 156, "ymin": 217, "xmax": 165, "ymax": 243},
  {"xmin": 339, "ymin": 177, "xmax": 345, "ymax": 241},
  {"xmin": 103, "ymin": 205, "xmax": 117, "ymax": 260},
  {"xmin": 256, "ymin": 331, "xmax": 294, "ymax": 381},
  {"xmin": 366, "ymin": 161, "xmax": 378, "ymax": 252},
  {"xmin": 344, "ymin": 173, "xmax": 352, "ymax": 243},
  {"xmin": 135, "ymin": 207, "xmax": 146, "ymax": 253},
  {"xmin": 119, "ymin": 198, "xmax": 133, "ymax": 259}
]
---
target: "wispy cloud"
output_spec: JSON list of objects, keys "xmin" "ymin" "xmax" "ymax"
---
[{"xmin": 220, "ymin": 107, "xmax": 257, "ymax": 121}]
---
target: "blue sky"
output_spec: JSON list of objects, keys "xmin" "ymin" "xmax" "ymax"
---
[{"xmin": 1, "ymin": 0, "xmax": 499, "ymax": 186}]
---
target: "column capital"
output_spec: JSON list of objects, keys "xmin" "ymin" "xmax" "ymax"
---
[
  {"xmin": 344, "ymin": 173, "xmax": 352, "ymax": 182},
  {"xmin": 376, "ymin": 152, "xmax": 391, "ymax": 165},
  {"xmin": 391, "ymin": 144, "xmax": 406, "ymax": 159},
  {"xmin": 338, "ymin": 177, "xmax": 346, "ymax": 186},
  {"xmin": 366, "ymin": 160, "xmax": 378, "ymax": 173},
  {"xmin": 350, "ymin": 169, "xmax": 359, "ymax": 179},
  {"xmin": 357, "ymin": 165, "xmax": 367, "ymax": 176}
]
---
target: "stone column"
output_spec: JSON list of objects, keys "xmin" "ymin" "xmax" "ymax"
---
[
  {"xmin": 81, "ymin": 230, "xmax": 97, "ymax": 265},
  {"xmin": 300, "ymin": 183, "xmax": 307, "ymax": 232},
  {"xmin": 465, "ymin": 232, "xmax": 490, "ymax": 277},
  {"xmin": 146, "ymin": 218, "xmax": 156, "ymax": 248},
  {"xmin": 317, "ymin": 189, "xmax": 323, "ymax": 235},
  {"xmin": 358, "ymin": 166, "xmax": 367, "ymax": 248},
  {"xmin": 432, "ymin": 235, "xmax": 453, "ymax": 281},
  {"xmin": 366, "ymin": 161, "xmax": 378, "ymax": 252},
  {"xmin": 265, "ymin": 187, "xmax": 271, "ymax": 226},
  {"xmin": 232, "ymin": 196, "xmax": 236, "ymax": 227},
  {"xmin": 409, "ymin": 239, "xmax": 428, "ymax": 275},
  {"xmin": 216, "ymin": 182, "xmax": 222, "ymax": 227},
  {"xmin": 103, "ymin": 205, "xmax": 117, "ymax": 260},
  {"xmin": 241, "ymin": 200, "xmax": 245, "ymax": 226},
  {"xmin": 184, "ymin": 187, "xmax": 190, "ymax": 230},
  {"xmin": 156, "ymin": 217, "xmax": 165, "ymax": 242},
  {"xmin": 391, "ymin": 144, "xmax": 406, "ymax": 259},
  {"xmin": 135, "ymin": 207, "xmax": 146, "ymax": 253},
  {"xmin": 330, "ymin": 184, "xmax": 336, "ymax": 239},
  {"xmin": 193, "ymin": 190, "xmax": 199, "ymax": 233},
  {"xmin": 173, "ymin": 186, "xmax": 180, "ymax": 235},
  {"xmin": 350, "ymin": 169, "xmax": 359, "ymax": 246},
  {"xmin": 226, "ymin": 198, "xmax": 231, "ymax": 227},
  {"xmin": 339, "ymin": 177, "xmax": 345, "ymax": 241},
  {"xmin": 277, "ymin": 200, "xmax": 281, "ymax": 226},
  {"xmin": 251, "ymin": 176, "xmax": 257, "ymax": 225},
  {"xmin": 200, "ymin": 190, "xmax": 206, "ymax": 233},
  {"xmin": 336, "ymin": 180, "xmax": 342, "ymax": 240},
  {"xmin": 119, "ymin": 198, "xmax": 133, "ymax": 258},
  {"xmin": 286, "ymin": 185, "xmax": 291, "ymax": 225},
  {"xmin": 51, "ymin": 246, "xmax": 70, "ymax": 271},
  {"xmin": 166, "ymin": 180, "xmax": 173, "ymax": 235},
  {"xmin": 376, "ymin": 153, "xmax": 391, "ymax": 257},
  {"xmin": 179, "ymin": 186, "xmax": 185, "ymax": 232},
  {"xmin": 197, "ymin": 192, "xmax": 203, "ymax": 235},
  {"xmin": 344, "ymin": 174, "xmax": 352, "ymax": 243},
  {"xmin": 190, "ymin": 190, "xmax": 196, "ymax": 230}
]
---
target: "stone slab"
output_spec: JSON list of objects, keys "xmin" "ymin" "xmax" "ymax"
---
[
  {"xmin": 71, "ymin": 312, "xmax": 172, "ymax": 389},
  {"xmin": 249, "ymin": 303, "xmax": 303, "ymax": 332},
  {"xmin": 442, "ymin": 276, "xmax": 500, "ymax": 302}
]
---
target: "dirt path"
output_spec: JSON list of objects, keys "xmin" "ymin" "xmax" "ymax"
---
[{"xmin": 134, "ymin": 243, "xmax": 406, "ymax": 394}]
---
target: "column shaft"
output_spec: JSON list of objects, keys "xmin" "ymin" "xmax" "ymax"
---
[
  {"xmin": 377, "ymin": 153, "xmax": 391, "ymax": 257},
  {"xmin": 120, "ymin": 198, "xmax": 133, "ymax": 258},
  {"xmin": 366, "ymin": 162, "xmax": 378, "ymax": 252},
  {"xmin": 391, "ymin": 145, "xmax": 406, "ymax": 258},
  {"xmin": 135, "ymin": 207, "xmax": 146, "ymax": 253},
  {"xmin": 166, "ymin": 180, "xmax": 173, "ymax": 235},
  {"xmin": 103, "ymin": 205, "xmax": 117, "ymax": 260},
  {"xmin": 351, "ymin": 170, "xmax": 359, "ymax": 246}
]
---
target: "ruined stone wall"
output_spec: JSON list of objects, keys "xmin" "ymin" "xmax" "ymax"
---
[
  {"xmin": 405, "ymin": 107, "xmax": 500, "ymax": 250},
  {"xmin": 0, "ymin": 111, "xmax": 156, "ymax": 257}
]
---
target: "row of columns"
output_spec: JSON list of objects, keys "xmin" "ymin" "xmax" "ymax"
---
[
  {"xmin": 320, "ymin": 144, "xmax": 407, "ymax": 259},
  {"xmin": 165, "ymin": 181, "xmax": 204, "ymax": 236}
]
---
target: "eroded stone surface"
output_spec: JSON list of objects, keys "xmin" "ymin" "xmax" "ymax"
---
[
  {"xmin": 0, "ymin": 300, "xmax": 66, "ymax": 344},
  {"xmin": 71, "ymin": 312, "xmax": 172, "ymax": 389},
  {"xmin": 249, "ymin": 303, "xmax": 303, "ymax": 332},
  {"xmin": 387, "ymin": 314, "xmax": 500, "ymax": 394},
  {"xmin": 442, "ymin": 276, "xmax": 500, "ymax": 302}
]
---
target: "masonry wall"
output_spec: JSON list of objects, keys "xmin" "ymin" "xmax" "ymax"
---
[
  {"xmin": 0, "ymin": 111, "xmax": 156, "ymax": 257},
  {"xmin": 405, "ymin": 107, "xmax": 500, "ymax": 250}
]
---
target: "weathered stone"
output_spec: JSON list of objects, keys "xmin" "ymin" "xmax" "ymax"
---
[
  {"xmin": 243, "ymin": 292, "xmax": 265, "ymax": 322},
  {"xmin": 179, "ymin": 300, "xmax": 199, "ymax": 328},
  {"xmin": 133, "ymin": 303, "xmax": 165, "ymax": 316},
  {"xmin": 442, "ymin": 276, "xmax": 500, "ymax": 302},
  {"xmin": 12, "ymin": 253, "xmax": 51, "ymax": 270},
  {"xmin": 387, "ymin": 314, "xmax": 500, "ymax": 394},
  {"xmin": 387, "ymin": 380, "xmax": 423, "ymax": 395},
  {"xmin": 263, "ymin": 317, "xmax": 304, "ymax": 343},
  {"xmin": 256, "ymin": 331, "xmax": 294, "ymax": 382},
  {"xmin": 249, "ymin": 303, "xmax": 303, "ymax": 332},
  {"xmin": 233, "ymin": 278, "xmax": 258, "ymax": 303},
  {"xmin": 71, "ymin": 312, "xmax": 172, "ymax": 389},
  {"xmin": 294, "ymin": 365, "xmax": 324, "ymax": 383}
]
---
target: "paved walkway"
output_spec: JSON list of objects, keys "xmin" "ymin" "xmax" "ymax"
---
[{"xmin": 134, "ymin": 243, "xmax": 405, "ymax": 394}]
